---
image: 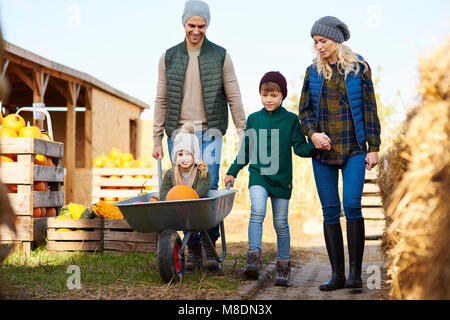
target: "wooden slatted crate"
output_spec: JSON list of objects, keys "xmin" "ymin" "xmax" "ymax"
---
[
  {"xmin": 363, "ymin": 169, "xmax": 385, "ymax": 240},
  {"xmin": 91, "ymin": 167, "xmax": 161, "ymax": 205},
  {"xmin": 103, "ymin": 219, "xmax": 156, "ymax": 254},
  {"xmin": 0, "ymin": 137, "xmax": 65, "ymax": 253},
  {"xmin": 47, "ymin": 217, "xmax": 103, "ymax": 252}
]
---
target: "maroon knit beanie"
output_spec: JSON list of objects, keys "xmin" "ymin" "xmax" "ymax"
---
[{"xmin": 259, "ymin": 71, "xmax": 288, "ymax": 100}]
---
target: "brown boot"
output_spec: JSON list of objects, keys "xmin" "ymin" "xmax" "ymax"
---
[
  {"xmin": 274, "ymin": 259, "xmax": 291, "ymax": 287},
  {"xmin": 185, "ymin": 241, "xmax": 202, "ymax": 271},
  {"xmin": 201, "ymin": 237, "xmax": 220, "ymax": 272}
]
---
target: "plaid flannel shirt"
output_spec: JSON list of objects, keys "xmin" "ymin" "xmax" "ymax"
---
[{"xmin": 298, "ymin": 63, "xmax": 381, "ymax": 165}]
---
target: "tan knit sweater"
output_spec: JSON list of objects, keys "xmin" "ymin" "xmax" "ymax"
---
[{"xmin": 153, "ymin": 48, "xmax": 246, "ymax": 146}]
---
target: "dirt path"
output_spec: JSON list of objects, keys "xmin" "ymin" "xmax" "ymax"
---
[
  {"xmin": 250, "ymin": 240, "xmax": 388, "ymax": 300},
  {"xmin": 224, "ymin": 212, "xmax": 389, "ymax": 300}
]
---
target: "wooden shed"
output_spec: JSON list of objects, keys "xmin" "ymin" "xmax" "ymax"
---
[{"xmin": 2, "ymin": 41, "xmax": 150, "ymax": 205}]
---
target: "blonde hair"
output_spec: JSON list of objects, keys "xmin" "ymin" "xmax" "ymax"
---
[{"xmin": 313, "ymin": 42, "xmax": 368, "ymax": 81}]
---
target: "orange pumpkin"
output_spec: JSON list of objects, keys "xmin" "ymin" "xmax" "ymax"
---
[
  {"xmin": 0, "ymin": 127, "xmax": 19, "ymax": 138},
  {"xmin": 1, "ymin": 154, "xmax": 16, "ymax": 162},
  {"xmin": 109, "ymin": 148, "xmax": 121, "ymax": 160},
  {"xmin": 46, "ymin": 157, "xmax": 55, "ymax": 166},
  {"xmin": 93, "ymin": 156, "xmax": 107, "ymax": 168},
  {"xmin": 34, "ymin": 181, "xmax": 47, "ymax": 191},
  {"xmin": 5, "ymin": 184, "xmax": 17, "ymax": 193},
  {"xmin": 2, "ymin": 114, "xmax": 25, "ymax": 134},
  {"xmin": 40, "ymin": 131, "xmax": 52, "ymax": 141},
  {"xmin": 33, "ymin": 208, "xmax": 42, "ymax": 218},
  {"xmin": 133, "ymin": 158, "xmax": 151, "ymax": 168},
  {"xmin": 19, "ymin": 123, "xmax": 41, "ymax": 139},
  {"xmin": 34, "ymin": 154, "xmax": 46, "ymax": 165},
  {"xmin": 46, "ymin": 207, "xmax": 57, "ymax": 217},
  {"xmin": 166, "ymin": 185, "xmax": 199, "ymax": 201},
  {"xmin": 119, "ymin": 152, "xmax": 134, "ymax": 163}
]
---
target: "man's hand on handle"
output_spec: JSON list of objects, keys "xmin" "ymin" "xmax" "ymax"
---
[{"xmin": 152, "ymin": 145, "xmax": 164, "ymax": 159}]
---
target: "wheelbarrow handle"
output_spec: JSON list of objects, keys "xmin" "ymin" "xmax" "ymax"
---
[{"xmin": 157, "ymin": 157, "xmax": 163, "ymax": 191}]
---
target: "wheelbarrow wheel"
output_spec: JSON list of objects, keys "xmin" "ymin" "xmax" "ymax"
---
[{"xmin": 157, "ymin": 229, "xmax": 185, "ymax": 283}]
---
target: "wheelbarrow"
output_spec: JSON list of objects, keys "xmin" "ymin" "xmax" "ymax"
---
[{"xmin": 115, "ymin": 158, "xmax": 237, "ymax": 283}]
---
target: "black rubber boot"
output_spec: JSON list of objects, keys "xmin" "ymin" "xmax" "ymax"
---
[
  {"xmin": 345, "ymin": 218, "xmax": 365, "ymax": 289},
  {"xmin": 319, "ymin": 223, "xmax": 346, "ymax": 291}
]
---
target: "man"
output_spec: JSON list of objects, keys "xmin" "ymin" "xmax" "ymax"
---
[{"xmin": 152, "ymin": 0, "xmax": 246, "ymax": 272}]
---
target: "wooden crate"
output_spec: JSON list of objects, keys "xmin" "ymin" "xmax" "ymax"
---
[
  {"xmin": 91, "ymin": 167, "xmax": 160, "ymax": 205},
  {"xmin": 103, "ymin": 219, "xmax": 156, "ymax": 254},
  {"xmin": 47, "ymin": 217, "xmax": 103, "ymax": 252},
  {"xmin": 362, "ymin": 169, "xmax": 385, "ymax": 240},
  {"xmin": 0, "ymin": 137, "xmax": 65, "ymax": 253}
]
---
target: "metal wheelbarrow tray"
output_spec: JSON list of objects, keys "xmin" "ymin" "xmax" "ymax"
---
[
  {"xmin": 115, "ymin": 187, "xmax": 237, "ymax": 283},
  {"xmin": 115, "ymin": 189, "xmax": 237, "ymax": 233}
]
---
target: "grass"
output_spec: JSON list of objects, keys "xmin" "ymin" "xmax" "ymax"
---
[{"xmin": 0, "ymin": 241, "xmax": 277, "ymax": 300}]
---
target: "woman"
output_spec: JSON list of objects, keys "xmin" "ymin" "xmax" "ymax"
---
[{"xmin": 299, "ymin": 16, "xmax": 381, "ymax": 291}]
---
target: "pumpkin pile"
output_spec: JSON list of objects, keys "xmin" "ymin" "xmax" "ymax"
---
[
  {"xmin": 93, "ymin": 148, "xmax": 154, "ymax": 203},
  {"xmin": 1, "ymin": 114, "xmax": 56, "ymax": 195},
  {"xmin": 32, "ymin": 181, "xmax": 58, "ymax": 218},
  {"xmin": 1, "ymin": 113, "xmax": 55, "ymax": 217}
]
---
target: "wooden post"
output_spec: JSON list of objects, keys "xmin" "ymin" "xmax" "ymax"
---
[
  {"xmin": 84, "ymin": 87, "xmax": 93, "ymax": 169},
  {"xmin": 65, "ymin": 81, "xmax": 80, "ymax": 203},
  {"xmin": 32, "ymin": 70, "xmax": 49, "ymax": 130}
]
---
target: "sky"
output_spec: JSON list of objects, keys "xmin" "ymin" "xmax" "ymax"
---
[{"xmin": 1, "ymin": 0, "xmax": 449, "ymax": 122}]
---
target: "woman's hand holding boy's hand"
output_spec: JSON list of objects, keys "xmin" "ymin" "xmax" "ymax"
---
[
  {"xmin": 224, "ymin": 175, "xmax": 235, "ymax": 188},
  {"xmin": 311, "ymin": 132, "xmax": 332, "ymax": 151}
]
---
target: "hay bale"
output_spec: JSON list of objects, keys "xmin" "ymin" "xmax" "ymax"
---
[{"xmin": 384, "ymin": 38, "xmax": 450, "ymax": 300}]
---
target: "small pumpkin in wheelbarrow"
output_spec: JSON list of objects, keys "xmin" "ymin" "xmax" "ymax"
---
[{"xmin": 165, "ymin": 185, "xmax": 199, "ymax": 201}]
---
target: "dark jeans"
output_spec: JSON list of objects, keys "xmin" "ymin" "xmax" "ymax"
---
[{"xmin": 312, "ymin": 152, "xmax": 366, "ymax": 225}]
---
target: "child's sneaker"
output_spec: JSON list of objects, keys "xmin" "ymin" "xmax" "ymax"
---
[
  {"xmin": 243, "ymin": 250, "xmax": 262, "ymax": 279},
  {"xmin": 274, "ymin": 259, "xmax": 291, "ymax": 287}
]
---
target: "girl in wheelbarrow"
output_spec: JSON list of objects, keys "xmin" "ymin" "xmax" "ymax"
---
[
  {"xmin": 225, "ymin": 72, "xmax": 320, "ymax": 286},
  {"xmin": 159, "ymin": 122, "xmax": 213, "ymax": 272}
]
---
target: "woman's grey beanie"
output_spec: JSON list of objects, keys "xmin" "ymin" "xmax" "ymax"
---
[
  {"xmin": 182, "ymin": 0, "xmax": 211, "ymax": 27},
  {"xmin": 311, "ymin": 16, "xmax": 350, "ymax": 43}
]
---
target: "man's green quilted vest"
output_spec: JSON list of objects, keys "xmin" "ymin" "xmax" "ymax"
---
[{"xmin": 164, "ymin": 37, "xmax": 228, "ymax": 138}]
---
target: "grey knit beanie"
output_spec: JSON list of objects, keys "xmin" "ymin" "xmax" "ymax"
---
[
  {"xmin": 182, "ymin": 0, "xmax": 211, "ymax": 27},
  {"xmin": 311, "ymin": 16, "xmax": 350, "ymax": 43}
]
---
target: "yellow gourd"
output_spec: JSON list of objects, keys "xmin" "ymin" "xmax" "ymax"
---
[{"xmin": 68, "ymin": 202, "xmax": 87, "ymax": 219}]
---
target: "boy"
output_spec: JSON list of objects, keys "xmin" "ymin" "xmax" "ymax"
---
[{"xmin": 224, "ymin": 71, "xmax": 318, "ymax": 286}]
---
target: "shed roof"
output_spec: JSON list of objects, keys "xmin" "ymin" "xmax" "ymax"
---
[{"xmin": 4, "ymin": 40, "xmax": 150, "ymax": 109}]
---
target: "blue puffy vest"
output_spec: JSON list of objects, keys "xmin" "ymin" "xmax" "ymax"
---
[{"xmin": 308, "ymin": 56, "xmax": 366, "ymax": 146}]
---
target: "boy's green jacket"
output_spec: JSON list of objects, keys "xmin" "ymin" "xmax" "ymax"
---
[
  {"xmin": 159, "ymin": 168, "xmax": 211, "ymax": 201},
  {"xmin": 226, "ymin": 106, "xmax": 317, "ymax": 199}
]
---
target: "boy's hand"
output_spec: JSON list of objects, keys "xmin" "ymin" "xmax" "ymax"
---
[
  {"xmin": 311, "ymin": 132, "xmax": 331, "ymax": 151},
  {"xmin": 224, "ymin": 175, "xmax": 235, "ymax": 188}
]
